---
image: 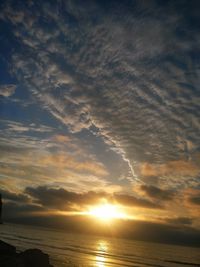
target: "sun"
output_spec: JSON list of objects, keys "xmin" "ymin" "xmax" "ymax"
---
[{"xmin": 88, "ymin": 204, "xmax": 126, "ymax": 221}]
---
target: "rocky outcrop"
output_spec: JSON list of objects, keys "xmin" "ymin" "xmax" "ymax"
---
[
  {"xmin": 0, "ymin": 194, "xmax": 2, "ymax": 224},
  {"xmin": 0, "ymin": 240, "xmax": 16, "ymax": 255},
  {"xmin": 0, "ymin": 240, "xmax": 54, "ymax": 267}
]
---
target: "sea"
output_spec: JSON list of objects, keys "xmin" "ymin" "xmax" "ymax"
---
[{"xmin": 0, "ymin": 223, "xmax": 199, "ymax": 267}]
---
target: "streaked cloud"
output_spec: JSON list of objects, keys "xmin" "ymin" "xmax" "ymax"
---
[
  {"xmin": 37, "ymin": 152, "xmax": 108, "ymax": 176},
  {"xmin": 53, "ymin": 134, "xmax": 71, "ymax": 143},
  {"xmin": 140, "ymin": 160, "xmax": 200, "ymax": 178},
  {"xmin": 0, "ymin": 119, "xmax": 54, "ymax": 133}
]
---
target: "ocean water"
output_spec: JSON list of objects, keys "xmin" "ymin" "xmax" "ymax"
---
[{"xmin": 0, "ymin": 223, "xmax": 199, "ymax": 267}]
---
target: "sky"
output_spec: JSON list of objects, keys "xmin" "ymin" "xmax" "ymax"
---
[{"xmin": 0, "ymin": 0, "xmax": 200, "ymax": 246}]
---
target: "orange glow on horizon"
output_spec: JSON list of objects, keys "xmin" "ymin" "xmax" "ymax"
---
[{"xmin": 51, "ymin": 202, "xmax": 136, "ymax": 222}]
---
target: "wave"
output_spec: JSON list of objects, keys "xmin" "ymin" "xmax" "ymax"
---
[
  {"xmin": 164, "ymin": 260, "xmax": 200, "ymax": 266},
  {"xmin": 0, "ymin": 232, "xmax": 41, "ymax": 242}
]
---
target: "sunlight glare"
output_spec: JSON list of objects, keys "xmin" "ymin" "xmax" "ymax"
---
[
  {"xmin": 96, "ymin": 255, "xmax": 106, "ymax": 267},
  {"xmin": 88, "ymin": 204, "xmax": 126, "ymax": 221}
]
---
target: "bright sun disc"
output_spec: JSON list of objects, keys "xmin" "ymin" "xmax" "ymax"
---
[{"xmin": 88, "ymin": 204, "xmax": 125, "ymax": 221}]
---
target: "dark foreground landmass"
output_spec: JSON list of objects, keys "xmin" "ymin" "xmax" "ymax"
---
[{"xmin": 0, "ymin": 240, "xmax": 53, "ymax": 267}]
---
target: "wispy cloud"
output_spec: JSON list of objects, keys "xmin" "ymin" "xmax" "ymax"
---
[
  {"xmin": 0, "ymin": 84, "xmax": 16, "ymax": 97},
  {"xmin": 140, "ymin": 160, "xmax": 200, "ymax": 178},
  {"xmin": 1, "ymin": 0, "xmax": 199, "ymax": 184},
  {"xmin": 0, "ymin": 119, "xmax": 54, "ymax": 133}
]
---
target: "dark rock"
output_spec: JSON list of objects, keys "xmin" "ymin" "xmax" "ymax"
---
[
  {"xmin": 0, "ymin": 193, "xmax": 2, "ymax": 224},
  {"xmin": 0, "ymin": 240, "xmax": 54, "ymax": 267},
  {"xmin": 0, "ymin": 240, "xmax": 16, "ymax": 255},
  {"xmin": 19, "ymin": 249, "xmax": 53, "ymax": 267}
]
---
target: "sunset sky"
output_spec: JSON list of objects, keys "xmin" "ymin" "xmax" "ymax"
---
[{"xmin": 0, "ymin": 0, "xmax": 200, "ymax": 246}]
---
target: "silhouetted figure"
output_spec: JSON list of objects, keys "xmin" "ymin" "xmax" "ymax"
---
[{"xmin": 0, "ymin": 194, "xmax": 2, "ymax": 224}]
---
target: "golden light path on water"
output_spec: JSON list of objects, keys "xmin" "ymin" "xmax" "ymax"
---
[{"xmin": 95, "ymin": 241, "xmax": 108, "ymax": 267}]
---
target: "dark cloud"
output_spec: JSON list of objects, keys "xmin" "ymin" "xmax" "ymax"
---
[
  {"xmin": 188, "ymin": 195, "xmax": 200, "ymax": 205},
  {"xmin": 25, "ymin": 186, "xmax": 105, "ymax": 209},
  {"xmin": 0, "ymin": 189, "xmax": 29, "ymax": 203},
  {"xmin": 164, "ymin": 217, "xmax": 193, "ymax": 226},
  {"xmin": 25, "ymin": 186, "xmax": 162, "ymax": 210},
  {"xmin": 2, "ymin": 201, "xmax": 44, "ymax": 220},
  {"xmin": 113, "ymin": 193, "xmax": 162, "ymax": 209},
  {"xmin": 140, "ymin": 185, "xmax": 175, "ymax": 201}
]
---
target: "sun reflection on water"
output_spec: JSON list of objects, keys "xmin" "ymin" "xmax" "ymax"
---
[
  {"xmin": 95, "ymin": 241, "xmax": 108, "ymax": 267},
  {"xmin": 96, "ymin": 255, "xmax": 106, "ymax": 267}
]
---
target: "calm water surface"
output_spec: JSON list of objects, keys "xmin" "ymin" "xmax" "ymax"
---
[{"xmin": 0, "ymin": 223, "xmax": 199, "ymax": 267}]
